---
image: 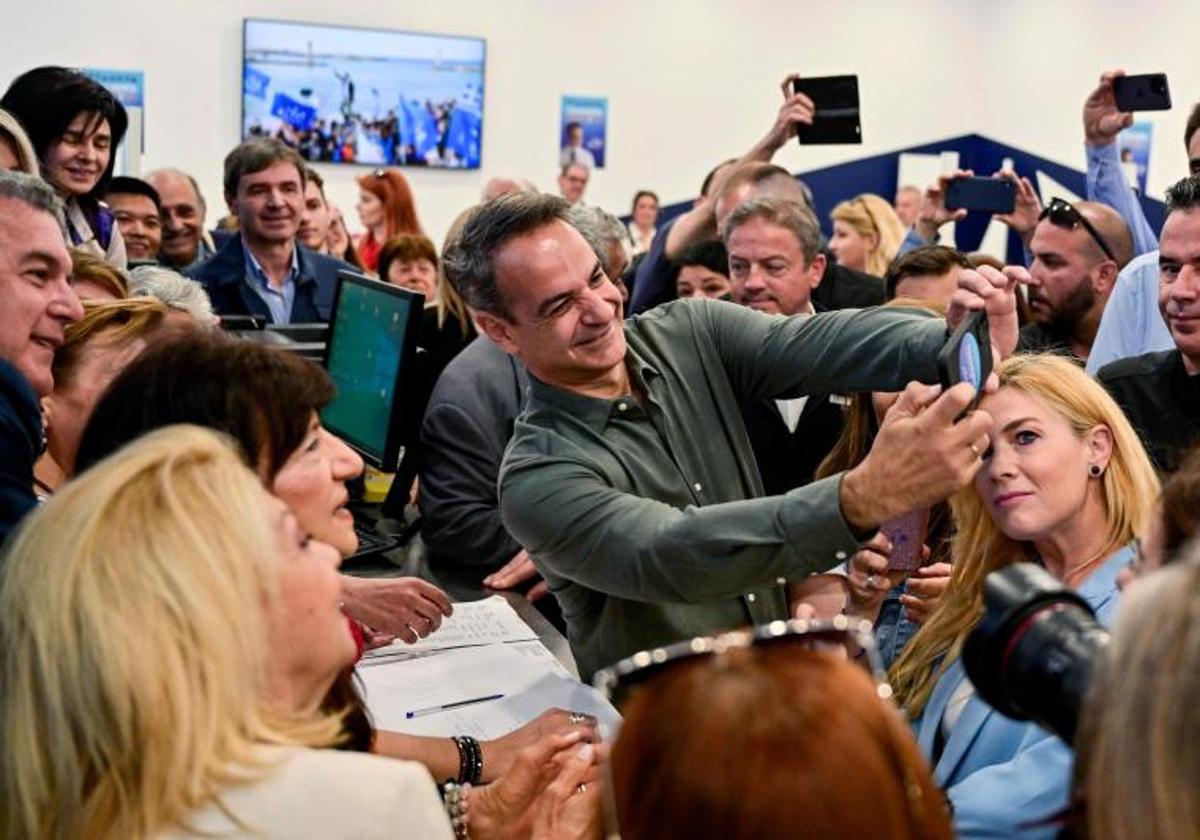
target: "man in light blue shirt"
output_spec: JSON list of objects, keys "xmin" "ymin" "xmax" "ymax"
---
[
  {"xmin": 242, "ymin": 238, "xmax": 298, "ymax": 325},
  {"xmin": 1084, "ymin": 69, "xmax": 1200, "ymax": 372}
]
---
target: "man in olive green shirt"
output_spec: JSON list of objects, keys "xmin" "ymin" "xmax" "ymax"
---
[{"xmin": 443, "ymin": 193, "xmax": 1018, "ymax": 679}]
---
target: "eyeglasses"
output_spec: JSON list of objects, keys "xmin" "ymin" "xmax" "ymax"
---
[
  {"xmin": 1040, "ymin": 197, "xmax": 1117, "ymax": 262},
  {"xmin": 593, "ymin": 618, "xmax": 908, "ymax": 839}
]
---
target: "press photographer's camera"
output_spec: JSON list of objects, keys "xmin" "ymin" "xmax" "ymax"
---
[{"xmin": 962, "ymin": 563, "xmax": 1109, "ymax": 742}]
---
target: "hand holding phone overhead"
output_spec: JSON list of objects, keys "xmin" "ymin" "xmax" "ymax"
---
[{"xmin": 791, "ymin": 75, "xmax": 862, "ymax": 145}]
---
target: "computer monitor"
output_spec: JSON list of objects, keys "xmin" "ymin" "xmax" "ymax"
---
[{"xmin": 321, "ymin": 271, "xmax": 424, "ymax": 470}]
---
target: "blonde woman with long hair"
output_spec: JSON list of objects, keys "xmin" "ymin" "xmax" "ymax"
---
[
  {"xmin": 888, "ymin": 354, "xmax": 1159, "ymax": 838},
  {"xmin": 830, "ymin": 193, "xmax": 906, "ymax": 277},
  {"xmin": 0, "ymin": 426, "xmax": 594, "ymax": 839}
]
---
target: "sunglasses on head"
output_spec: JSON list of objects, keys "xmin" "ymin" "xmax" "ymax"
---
[
  {"xmin": 1040, "ymin": 197, "xmax": 1117, "ymax": 262},
  {"xmin": 593, "ymin": 616, "xmax": 890, "ymax": 711}
]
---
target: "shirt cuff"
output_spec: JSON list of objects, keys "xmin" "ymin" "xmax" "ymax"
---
[{"xmin": 778, "ymin": 473, "xmax": 864, "ymax": 574}]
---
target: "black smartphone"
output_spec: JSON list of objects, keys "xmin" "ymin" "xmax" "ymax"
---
[
  {"xmin": 1112, "ymin": 73, "xmax": 1172, "ymax": 112},
  {"xmin": 937, "ymin": 310, "xmax": 992, "ymax": 414},
  {"xmin": 792, "ymin": 75, "xmax": 861, "ymax": 145},
  {"xmin": 944, "ymin": 176, "xmax": 1016, "ymax": 214}
]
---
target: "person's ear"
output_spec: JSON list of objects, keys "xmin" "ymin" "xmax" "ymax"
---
[
  {"xmin": 225, "ymin": 192, "xmax": 238, "ymax": 217},
  {"xmin": 1085, "ymin": 424, "xmax": 1114, "ymax": 475},
  {"xmin": 475, "ymin": 311, "xmax": 521, "ymax": 355},
  {"xmin": 866, "ymin": 231, "xmax": 880, "ymax": 252},
  {"xmin": 807, "ymin": 251, "xmax": 827, "ymax": 290},
  {"xmin": 1094, "ymin": 260, "xmax": 1120, "ymax": 296}
]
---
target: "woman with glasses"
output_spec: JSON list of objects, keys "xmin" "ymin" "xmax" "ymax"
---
[
  {"xmin": 601, "ymin": 621, "xmax": 953, "ymax": 839},
  {"xmin": 889, "ymin": 353, "xmax": 1158, "ymax": 837},
  {"xmin": 830, "ymin": 193, "xmax": 906, "ymax": 277},
  {"xmin": 355, "ymin": 167, "xmax": 424, "ymax": 273}
]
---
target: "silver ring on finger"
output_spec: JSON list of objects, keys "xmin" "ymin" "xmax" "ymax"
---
[
  {"xmin": 865, "ymin": 574, "xmax": 876, "ymax": 589},
  {"xmin": 575, "ymin": 782, "xmax": 587, "ymax": 795},
  {"xmin": 569, "ymin": 712, "xmax": 587, "ymax": 725}
]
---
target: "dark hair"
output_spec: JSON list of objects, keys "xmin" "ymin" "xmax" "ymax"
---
[
  {"xmin": 1159, "ymin": 445, "xmax": 1200, "ymax": 563},
  {"xmin": 1, "ymin": 66, "xmax": 128, "ymax": 219},
  {"xmin": 884, "ymin": 246, "xmax": 971, "ymax": 300},
  {"xmin": 378, "ymin": 233, "xmax": 438, "ymax": 282},
  {"xmin": 631, "ymin": 190, "xmax": 659, "ymax": 213},
  {"xmin": 222, "ymin": 138, "xmax": 306, "ymax": 199},
  {"xmin": 442, "ymin": 191, "xmax": 571, "ymax": 319},
  {"xmin": 75, "ymin": 330, "xmax": 333, "ymax": 480},
  {"xmin": 565, "ymin": 121, "xmax": 583, "ymax": 134},
  {"xmin": 104, "ymin": 176, "xmax": 161, "ymax": 212},
  {"xmin": 1185, "ymin": 101, "xmax": 1200, "ymax": 151},
  {"xmin": 678, "ymin": 240, "xmax": 729, "ymax": 277},
  {"xmin": 304, "ymin": 166, "xmax": 326, "ymax": 198},
  {"xmin": 700, "ymin": 158, "xmax": 739, "ymax": 198},
  {"xmin": 1165, "ymin": 175, "xmax": 1200, "ymax": 215}
]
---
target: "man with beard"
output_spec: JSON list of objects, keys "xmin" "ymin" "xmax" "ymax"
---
[
  {"xmin": 1099, "ymin": 175, "xmax": 1200, "ymax": 473},
  {"xmin": 1017, "ymin": 198, "xmax": 1132, "ymax": 361}
]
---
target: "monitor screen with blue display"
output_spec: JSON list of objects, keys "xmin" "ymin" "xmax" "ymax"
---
[
  {"xmin": 321, "ymin": 271, "xmax": 423, "ymax": 469},
  {"xmin": 242, "ymin": 18, "xmax": 485, "ymax": 169}
]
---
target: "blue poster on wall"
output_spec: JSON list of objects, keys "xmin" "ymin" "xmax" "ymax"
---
[
  {"xmin": 83, "ymin": 67, "xmax": 145, "ymax": 161},
  {"xmin": 1118, "ymin": 122, "xmax": 1153, "ymax": 194},
  {"xmin": 560, "ymin": 95, "xmax": 607, "ymax": 169}
]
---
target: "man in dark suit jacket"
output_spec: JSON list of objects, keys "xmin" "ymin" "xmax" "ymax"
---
[
  {"xmin": 724, "ymin": 196, "xmax": 846, "ymax": 493},
  {"xmin": 188, "ymin": 139, "xmax": 353, "ymax": 324}
]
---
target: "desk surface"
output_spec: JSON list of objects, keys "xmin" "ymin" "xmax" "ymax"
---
[{"xmin": 344, "ymin": 507, "xmax": 579, "ymax": 679}]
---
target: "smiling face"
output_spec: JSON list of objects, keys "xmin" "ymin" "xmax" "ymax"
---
[
  {"xmin": 260, "ymin": 491, "xmax": 355, "ymax": 712},
  {"xmin": 677, "ymin": 264, "xmax": 730, "ymax": 300},
  {"xmin": 148, "ymin": 170, "xmax": 205, "ymax": 267},
  {"xmin": 479, "ymin": 219, "xmax": 626, "ymax": 390},
  {"xmin": 1158, "ymin": 207, "xmax": 1200, "ymax": 373},
  {"xmin": 42, "ymin": 112, "xmax": 111, "ymax": 197},
  {"xmin": 828, "ymin": 220, "xmax": 873, "ymax": 274},
  {"xmin": 269, "ymin": 413, "xmax": 365, "ymax": 558},
  {"xmin": 727, "ymin": 216, "xmax": 824, "ymax": 315},
  {"xmin": 974, "ymin": 388, "xmax": 1110, "ymax": 544},
  {"xmin": 230, "ymin": 160, "xmax": 303, "ymax": 247},
  {"xmin": 107, "ymin": 192, "xmax": 162, "ymax": 260},
  {"xmin": 633, "ymin": 194, "xmax": 658, "ymax": 230},
  {"xmin": 0, "ymin": 197, "xmax": 83, "ymax": 395}
]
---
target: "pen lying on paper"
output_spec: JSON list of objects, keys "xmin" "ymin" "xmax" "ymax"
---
[{"xmin": 405, "ymin": 693, "xmax": 505, "ymax": 719}]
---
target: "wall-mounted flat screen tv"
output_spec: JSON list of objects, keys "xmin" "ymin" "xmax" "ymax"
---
[{"xmin": 242, "ymin": 18, "xmax": 485, "ymax": 169}]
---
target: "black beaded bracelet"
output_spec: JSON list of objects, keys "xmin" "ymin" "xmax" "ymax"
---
[{"xmin": 451, "ymin": 735, "xmax": 483, "ymax": 785}]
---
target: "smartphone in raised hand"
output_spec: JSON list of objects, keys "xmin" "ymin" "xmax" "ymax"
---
[
  {"xmin": 1112, "ymin": 73, "xmax": 1171, "ymax": 112},
  {"xmin": 792, "ymin": 75, "xmax": 862, "ymax": 145}
]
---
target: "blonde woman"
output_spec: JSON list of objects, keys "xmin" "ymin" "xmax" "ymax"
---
[
  {"xmin": 889, "ymin": 354, "xmax": 1159, "ymax": 838},
  {"xmin": 0, "ymin": 426, "xmax": 595, "ymax": 839},
  {"xmin": 830, "ymin": 193, "xmax": 906, "ymax": 277},
  {"xmin": 1078, "ymin": 549, "xmax": 1200, "ymax": 838}
]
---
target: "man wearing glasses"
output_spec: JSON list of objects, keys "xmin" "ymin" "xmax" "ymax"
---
[{"xmin": 1018, "ymin": 197, "xmax": 1133, "ymax": 360}]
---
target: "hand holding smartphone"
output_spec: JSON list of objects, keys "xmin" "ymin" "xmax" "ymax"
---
[
  {"xmin": 881, "ymin": 508, "xmax": 931, "ymax": 572},
  {"xmin": 1112, "ymin": 73, "xmax": 1172, "ymax": 112},
  {"xmin": 944, "ymin": 176, "xmax": 1016, "ymax": 214},
  {"xmin": 791, "ymin": 75, "xmax": 862, "ymax": 145},
  {"xmin": 937, "ymin": 309, "xmax": 993, "ymax": 416}
]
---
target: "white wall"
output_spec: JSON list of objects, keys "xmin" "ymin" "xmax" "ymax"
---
[{"xmin": 3, "ymin": 0, "xmax": 1199, "ymax": 244}]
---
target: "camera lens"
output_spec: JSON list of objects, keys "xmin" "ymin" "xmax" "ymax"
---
[{"xmin": 963, "ymin": 564, "xmax": 1108, "ymax": 743}]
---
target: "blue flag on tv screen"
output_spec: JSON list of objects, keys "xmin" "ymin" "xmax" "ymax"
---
[
  {"xmin": 270, "ymin": 93, "xmax": 317, "ymax": 131},
  {"xmin": 244, "ymin": 66, "xmax": 270, "ymax": 100}
]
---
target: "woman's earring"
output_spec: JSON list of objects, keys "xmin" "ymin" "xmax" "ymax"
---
[{"xmin": 1089, "ymin": 464, "xmax": 1103, "ymax": 478}]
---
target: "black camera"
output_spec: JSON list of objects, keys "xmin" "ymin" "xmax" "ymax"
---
[{"xmin": 962, "ymin": 563, "xmax": 1109, "ymax": 743}]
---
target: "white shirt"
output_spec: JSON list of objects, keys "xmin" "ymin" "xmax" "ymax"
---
[
  {"xmin": 158, "ymin": 746, "xmax": 453, "ymax": 839},
  {"xmin": 559, "ymin": 145, "xmax": 596, "ymax": 169},
  {"xmin": 773, "ymin": 303, "xmax": 816, "ymax": 431}
]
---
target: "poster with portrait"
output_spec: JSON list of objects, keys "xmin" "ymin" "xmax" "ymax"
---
[
  {"xmin": 559, "ymin": 95, "xmax": 607, "ymax": 169},
  {"xmin": 1117, "ymin": 122, "xmax": 1153, "ymax": 195},
  {"xmin": 83, "ymin": 67, "xmax": 145, "ymax": 175}
]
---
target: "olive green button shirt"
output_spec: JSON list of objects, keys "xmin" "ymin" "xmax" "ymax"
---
[{"xmin": 500, "ymin": 298, "xmax": 944, "ymax": 678}]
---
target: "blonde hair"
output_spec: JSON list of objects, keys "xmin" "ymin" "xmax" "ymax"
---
[
  {"xmin": 0, "ymin": 425, "xmax": 343, "ymax": 839},
  {"xmin": 1080, "ymin": 550, "xmax": 1200, "ymax": 838},
  {"xmin": 0, "ymin": 107, "xmax": 39, "ymax": 176},
  {"xmin": 436, "ymin": 206, "xmax": 475, "ymax": 333},
  {"xmin": 831, "ymin": 193, "xmax": 906, "ymax": 277},
  {"xmin": 889, "ymin": 354, "xmax": 1159, "ymax": 719},
  {"xmin": 71, "ymin": 247, "xmax": 130, "ymax": 299},
  {"xmin": 52, "ymin": 297, "xmax": 168, "ymax": 390}
]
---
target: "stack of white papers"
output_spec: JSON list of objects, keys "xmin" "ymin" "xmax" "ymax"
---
[{"xmin": 356, "ymin": 599, "xmax": 621, "ymax": 740}]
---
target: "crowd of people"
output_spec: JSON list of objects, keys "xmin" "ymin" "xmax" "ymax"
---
[{"xmin": 2, "ymin": 58, "xmax": 1200, "ymax": 839}]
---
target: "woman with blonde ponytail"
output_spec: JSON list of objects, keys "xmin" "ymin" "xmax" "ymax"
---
[{"xmin": 888, "ymin": 353, "xmax": 1158, "ymax": 838}]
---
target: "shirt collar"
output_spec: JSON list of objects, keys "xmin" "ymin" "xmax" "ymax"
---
[
  {"xmin": 1074, "ymin": 541, "xmax": 1136, "ymax": 607},
  {"xmin": 242, "ymin": 240, "xmax": 301, "ymax": 290},
  {"xmin": 526, "ymin": 337, "xmax": 661, "ymax": 432}
]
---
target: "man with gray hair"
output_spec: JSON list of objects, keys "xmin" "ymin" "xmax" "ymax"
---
[
  {"xmin": 567, "ymin": 204, "xmax": 630, "ymax": 301},
  {"xmin": 128, "ymin": 265, "xmax": 218, "ymax": 325},
  {"xmin": 0, "ymin": 170, "xmax": 84, "ymax": 542},
  {"xmin": 145, "ymin": 168, "xmax": 215, "ymax": 271},
  {"xmin": 443, "ymin": 190, "xmax": 1020, "ymax": 678},
  {"xmin": 724, "ymin": 197, "xmax": 845, "ymax": 494}
]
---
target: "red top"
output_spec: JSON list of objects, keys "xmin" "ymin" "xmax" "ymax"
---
[{"xmin": 356, "ymin": 233, "xmax": 382, "ymax": 273}]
